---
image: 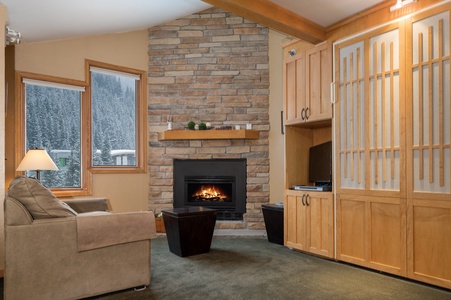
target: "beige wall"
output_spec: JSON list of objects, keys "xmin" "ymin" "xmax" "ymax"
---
[
  {"xmin": 7, "ymin": 27, "xmax": 288, "ymax": 212},
  {"xmin": 268, "ymin": 30, "xmax": 288, "ymax": 204},
  {"xmin": 9, "ymin": 30, "xmax": 150, "ymax": 213}
]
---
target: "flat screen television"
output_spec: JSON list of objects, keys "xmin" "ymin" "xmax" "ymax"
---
[{"xmin": 309, "ymin": 141, "xmax": 332, "ymax": 186}]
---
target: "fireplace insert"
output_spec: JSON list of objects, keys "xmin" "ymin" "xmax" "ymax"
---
[{"xmin": 173, "ymin": 159, "xmax": 246, "ymax": 220}]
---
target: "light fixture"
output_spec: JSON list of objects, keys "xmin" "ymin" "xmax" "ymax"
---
[
  {"xmin": 5, "ymin": 26, "xmax": 21, "ymax": 45},
  {"xmin": 390, "ymin": 0, "xmax": 417, "ymax": 12},
  {"xmin": 16, "ymin": 148, "xmax": 58, "ymax": 180}
]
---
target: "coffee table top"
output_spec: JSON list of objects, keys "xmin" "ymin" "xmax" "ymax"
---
[{"xmin": 162, "ymin": 206, "xmax": 218, "ymax": 217}]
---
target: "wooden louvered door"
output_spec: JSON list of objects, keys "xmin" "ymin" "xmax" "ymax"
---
[
  {"xmin": 334, "ymin": 23, "xmax": 407, "ymax": 276},
  {"xmin": 406, "ymin": 6, "xmax": 451, "ymax": 289}
]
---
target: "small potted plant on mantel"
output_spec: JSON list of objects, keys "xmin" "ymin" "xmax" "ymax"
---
[{"xmin": 154, "ymin": 211, "xmax": 165, "ymax": 233}]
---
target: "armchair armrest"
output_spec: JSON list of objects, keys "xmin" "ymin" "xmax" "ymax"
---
[
  {"xmin": 76, "ymin": 211, "xmax": 156, "ymax": 251},
  {"xmin": 62, "ymin": 197, "xmax": 110, "ymax": 213}
]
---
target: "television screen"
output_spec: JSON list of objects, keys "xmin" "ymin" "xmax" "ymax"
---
[{"xmin": 309, "ymin": 141, "xmax": 332, "ymax": 186}]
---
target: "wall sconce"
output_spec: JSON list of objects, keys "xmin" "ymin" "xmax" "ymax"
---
[
  {"xmin": 16, "ymin": 148, "xmax": 58, "ymax": 180},
  {"xmin": 5, "ymin": 26, "xmax": 21, "ymax": 45},
  {"xmin": 390, "ymin": 0, "xmax": 417, "ymax": 12}
]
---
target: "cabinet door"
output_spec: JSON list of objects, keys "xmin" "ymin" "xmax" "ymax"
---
[
  {"xmin": 336, "ymin": 194, "xmax": 406, "ymax": 275},
  {"xmin": 284, "ymin": 58, "xmax": 296, "ymax": 121},
  {"xmin": 409, "ymin": 199, "xmax": 451, "ymax": 288},
  {"xmin": 306, "ymin": 42, "xmax": 332, "ymax": 122},
  {"xmin": 284, "ymin": 194, "xmax": 307, "ymax": 251},
  {"xmin": 406, "ymin": 8, "xmax": 451, "ymax": 289},
  {"xmin": 283, "ymin": 54, "xmax": 305, "ymax": 123},
  {"xmin": 306, "ymin": 192, "xmax": 334, "ymax": 258}
]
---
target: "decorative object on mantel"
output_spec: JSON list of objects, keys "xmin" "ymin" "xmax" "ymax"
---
[
  {"xmin": 158, "ymin": 129, "xmax": 259, "ymax": 141},
  {"xmin": 167, "ymin": 115, "xmax": 173, "ymax": 131},
  {"xmin": 187, "ymin": 121, "xmax": 208, "ymax": 130},
  {"xmin": 216, "ymin": 126, "xmax": 233, "ymax": 130}
]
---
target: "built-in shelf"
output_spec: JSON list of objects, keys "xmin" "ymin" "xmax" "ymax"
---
[{"xmin": 158, "ymin": 129, "xmax": 259, "ymax": 141}]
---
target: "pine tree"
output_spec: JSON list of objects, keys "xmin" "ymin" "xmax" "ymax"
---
[
  {"xmin": 100, "ymin": 133, "xmax": 114, "ymax": 165},
  {"xmin": 64, "ymin": 127, "xmax": 81, "ymax": 187}
]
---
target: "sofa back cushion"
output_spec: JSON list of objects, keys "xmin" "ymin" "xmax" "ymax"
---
[{"xmin": 7, "ymin": 176, "xmax": 77, "ymax": 219}]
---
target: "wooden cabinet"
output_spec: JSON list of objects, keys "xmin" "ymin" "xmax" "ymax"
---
[
  {"xmin": 285, "ymin": 190, "xmax": 334, "ymax": 258},
  {"xmin": 334, "ymin": 3, "xmax": 451, "ymax": 289},
  {"xmin": 284, "ymin": 123, "xmax": 333, "ymax": 258},
  {"xmin": 284, "ymin": 126, "xmax": 332, "ymax": 189},
  {"xmin": 283, "ymin": 40, "xmax": 332, "ymax": 126}
]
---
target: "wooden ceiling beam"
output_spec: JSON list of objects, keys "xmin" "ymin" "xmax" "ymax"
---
[{"xmin": 202, "ymin": 0, "xmax": 326, "ymax": 44}]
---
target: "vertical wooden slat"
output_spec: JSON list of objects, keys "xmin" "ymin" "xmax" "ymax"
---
[
  {"xmin": 373, "ymin": 42, "xmax": 379, "ymax": 185},
  {"xmin": 428, "ymin": 26, "xmax": 434, "ymax": 183},
  {"xmin": 343, "ymin": 57, "xmax": 348, "ymax": 179},
  {"xmin": 350, "ymin": 52, "xmax": 355, "ymax": 181},
  {"xmin": 418, "ymin": 32, "xmax": 424, "ymax": 180},
  {"xmin": 381, "ymin": 42, "xmax": 387, "ymax": 183},
  {"xmin": 390, "ymin": 42, "xmax": 396, "ymax": 180},
  {"xmin": 357, "ymin": 47, "xmax": 362, "ymax": 184},
  {"xmin": 438, "ymin": 19, "xmax": 444, "ymax": 187}
]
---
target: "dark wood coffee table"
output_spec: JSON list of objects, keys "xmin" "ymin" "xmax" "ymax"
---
[{"xmin": 162, "ymin": 207, "xmax": 217, "ymax": 257}]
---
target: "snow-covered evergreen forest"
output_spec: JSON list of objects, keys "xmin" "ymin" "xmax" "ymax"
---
[{"xmin": 25, "ymin": 72, "xmax": 136, "ymax": 188}]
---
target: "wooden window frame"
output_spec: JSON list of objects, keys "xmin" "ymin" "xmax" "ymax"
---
[
  {"xmin": 85, "ymin": 60, "xmax": 147, "ymax": 174},
  {"xmin": 16, "ymin": 71, "xmax": 92, "ymax": 197}
]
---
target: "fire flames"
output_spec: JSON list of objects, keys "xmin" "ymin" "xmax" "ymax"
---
[{"xmin": 192, "ymin": 185, "xmax": 229, "ymax": 202}]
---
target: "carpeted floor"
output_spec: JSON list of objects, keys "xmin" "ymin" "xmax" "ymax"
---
[{"xmin": 90, "ymin": 236, "xmax": 451, "ymax": 300}]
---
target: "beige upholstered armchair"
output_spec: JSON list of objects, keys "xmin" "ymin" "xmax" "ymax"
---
[{"xmin": 4, "ymin": 176, "xmax": 156, "ymax": 300}]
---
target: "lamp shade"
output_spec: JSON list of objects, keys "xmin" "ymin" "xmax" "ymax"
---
[{"xmin": 17, "ymin": 148, "xmax": 58, "ymax": 172}]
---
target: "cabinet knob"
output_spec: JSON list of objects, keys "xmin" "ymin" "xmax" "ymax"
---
[
  {"xmin": 305, "ymin": 194, "xmax": 310, "ymax": 206},
  {"xmin": 301, "ymin": 108, "xmax": 305, "ymax": 120},
  {"xmin": 302, "ymin": 194, "xmax": 306, "ymax": 206},
  {"xmin": 305, "ymin": 107, "xmax": 309, "ymax": 120}
]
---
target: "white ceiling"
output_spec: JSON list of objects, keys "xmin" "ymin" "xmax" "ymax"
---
[{"xmin": 0, "ymin": 0, "xmax": 386, "ymax": 43}]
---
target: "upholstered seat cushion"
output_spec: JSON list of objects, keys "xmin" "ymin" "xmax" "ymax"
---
[{"xmin": 7, "ymin": 176, "xmax": 77, "ymax": 219}]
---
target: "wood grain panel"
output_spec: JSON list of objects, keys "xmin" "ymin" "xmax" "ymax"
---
[
  {"xmin": 370, "ymin": 202, "xmax": 403, "ymax": 271},
  {"xmin": 411, "ymin": 202, "xmax": 451, "ymax": 283},
  {"xmin": 338, "ymin": 198, "xmax": 366, "ymax": 261}
]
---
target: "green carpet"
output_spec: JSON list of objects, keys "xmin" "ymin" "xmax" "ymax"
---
[{"xmin": 91, "ymin": 237, "xmax": 451, "ymax": 300}]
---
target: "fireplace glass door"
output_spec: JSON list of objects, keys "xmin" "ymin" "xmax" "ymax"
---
[{"xmin": 186, "ymin": 177, "xmax": 234, "ymax": 205}]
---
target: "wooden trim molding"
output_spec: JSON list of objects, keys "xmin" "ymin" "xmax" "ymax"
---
[
  {"xmin": 202, "ymin": 0, "xmax": 326, "ymax": 44},
  {"xmin": 326, "ymin": 0, "xmax": 446, "ymax": 42}
]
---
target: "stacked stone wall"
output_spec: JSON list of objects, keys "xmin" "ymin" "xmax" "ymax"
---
[{"xmin": 148, "ymin": 8, "xmax": 269, "ymax": 230}]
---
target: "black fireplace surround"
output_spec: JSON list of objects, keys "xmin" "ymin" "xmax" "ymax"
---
[{"xmin": 173, "ymin": 159, "xmax": 246, "ymax": 220}]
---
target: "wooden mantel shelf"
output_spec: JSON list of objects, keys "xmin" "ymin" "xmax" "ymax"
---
[{"xmin": 158, "ymin": 129, "xmax": 259, "ymax": 141}]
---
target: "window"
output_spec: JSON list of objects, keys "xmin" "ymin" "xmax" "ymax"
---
[
  {"xmin": 17, "ymin": 61, "xmax": 147, "ymax": 196},
  {"xmin": 17, "ymin": 73, "xmax": 91, "ymax": 196},
  {"xmin": 87, "ymin": 60, "xmax": 147, "ymax": 173}
]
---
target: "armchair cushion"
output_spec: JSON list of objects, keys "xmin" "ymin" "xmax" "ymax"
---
[{"xmin": 7, "ymin": 176, "xmax": 77, "ymax": 219}]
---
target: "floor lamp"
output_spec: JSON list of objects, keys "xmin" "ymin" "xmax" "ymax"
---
[{"xmin": 16, "ymin": 148, "xmax": 59, "ymax": 181}]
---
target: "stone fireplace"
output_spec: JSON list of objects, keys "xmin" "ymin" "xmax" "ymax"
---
[
  {"xmin": 147, "ymin": 8, "xmax": 269, "ymax": 231},
  {"xmin": 173, "ymin": 159, "xmax": 246, "ymax": 220}
]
